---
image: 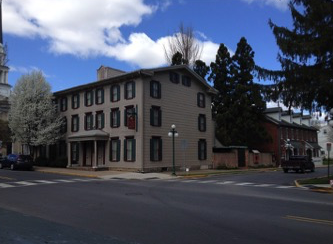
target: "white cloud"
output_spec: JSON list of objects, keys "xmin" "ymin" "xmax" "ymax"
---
[
  {"xmin": 3, "ymin": 0, "xmax": 223, "ymax": 68},
  {"xmin": 241, "ymin": 0, "xmax": 289, "ymax": 11},
  {"xmin": 9, "ymin": 65, "xmax": 51, "ymax": 77}
]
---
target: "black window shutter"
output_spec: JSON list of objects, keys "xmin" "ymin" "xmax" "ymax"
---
[
  {"xmin": 117, "ymin": 85, "xmax": 120, "ymax": 101},
  {"xmin": 110, "ymin": 111, "xmax": 112, "ymax": 127},
  {"xmin": 110, "ymin": 87, "xmax": 113, "ymax": 102},
  {"xmin": 72, "ymin": 95, "xmax": 74, "ymax": 109},
  {"xmin": 77, "ymin": 117, "xmax": 79, "ymax": 131},
  {"xmin": 197, "ymin": 93, "xmax": 200, "ymax": 107},
  {"xmin": 101, "ymin": 89, "xmax": 104, "ymax": 103},
  {"xmin": 117, "ymin": 140, "xmax": 121, "ymax": 161},
  {"xmin": 132, "ymin": 82, "xmax": 136, "ymax": 98},
  {"xmin": 84, "ymin": 92, "xmax": 87, "ymax": 106},
  {"xmin": 117, "ymin": 110, "xmax": 120, "ymax": 127},
  {"xmin": 203, "ymin": 141, "xmax": 207, "ymax": 159},
  {"xmin": 150, "ymin": 139, "xmax": 153, "ymax": 161},
  {"xmin": 198, "ymin": 116, "xmax": 201, "ymax": 131},
  {"xmin": 124, "ymin": 139, "xmax": 127, "ymax": 161},
  {"xmin": 159, "ymin": 138, "xmax": 162, "ymax": 161},
  {"xmin": 158, "ymin": 82, "xmax": 161, "ymax": 98},
  {"xmin": 150, "ymin": 108, "xmax": 153, "ymax": 126},
  {"xmin": 84, "ymin": 115, "xmax": 87, "ymax": 130},
  {"xmin": 77, "ymin": 94, "xmax": 80, "ymax": 108},
  {"xmin": 101, "ymin": 113, "xmax": 105, "ymax": 128},
  {"xmin": 198, "ymin": 141, "xmax": 200, "ymax": 160},
  {"xmin": 132, "ymin": 139, "xmax": 136, "ymax": 161},
  {"xmin": 71, "ymin": 117, "xmax": 74, "ymax": 131},
  {"xmin": 109, "ymin": 140, "xmax": 112, "ymax": 161},
  {"xmin": 204, "ymin": 116, "xmax": 206, "ymax": 131},
  {"xmin": 158, "ymin": 109, "xmax": 162, "ymax": 127},
  {"xmin": 95, "ymin": 90, "xmax": 98, "ymax": 104},
  {"xmin": 150, "ymin": 81, "xmax": 153, "ymax": 97},
  {"xmin": 202, "ymin": 94, "xmax": 205, "ymax": 107},
  {"xmin": 124, "ymin": 108, "xmax": 127, "ymax": 126},
  {"xmin": 125, "ymin": 83, "xmax": 128, "ymax": 99},
  {"xmin": 91, "ymin": 91, "xmax": 94, "ymax": 105}
]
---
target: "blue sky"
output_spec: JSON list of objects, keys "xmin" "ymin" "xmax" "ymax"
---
[{"xmin": 3, "ymin": 0, "xmax": 293, "ymax": 94}]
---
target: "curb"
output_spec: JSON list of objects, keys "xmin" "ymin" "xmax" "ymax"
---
[
  {"xmin": 294, "ymin": 179, "xmax": 333, "ymax": 194},
  {"xmin": 35, "ymin": 169, "xmax": 99, "ymax": 179}
]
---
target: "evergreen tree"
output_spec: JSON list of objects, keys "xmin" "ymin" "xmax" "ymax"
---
[
  {"xmin": 193, "ymin": 60, "xmax": 210, "ymax": 79},
  {"xmin": 171, "ymin": 51, "xmax": 183, "ymax": 65},
  {"xmin": 210, "ymin": 38, "xmax": 269, "ymax": 147},
  {"xmin": 258, "ymin": 0, "xmax": 333, "ymax": 111},
  {"xmin": 8, "ymin": 71, "xmax": 63, "ymax": 156}
]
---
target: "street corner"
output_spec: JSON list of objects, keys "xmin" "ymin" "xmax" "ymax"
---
[{"xmin": 34, "ymin": 167, "xmax": 99, "ymax": 179}]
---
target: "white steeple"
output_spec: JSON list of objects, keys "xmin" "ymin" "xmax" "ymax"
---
[{"xmin": 0, "ymin": 0, "xmax": 11, "ymax": 98}]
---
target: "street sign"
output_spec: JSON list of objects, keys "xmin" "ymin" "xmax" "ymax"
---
[{"xmin": 327, "ymin": 142, "xmax": 332, "ymax": 152}]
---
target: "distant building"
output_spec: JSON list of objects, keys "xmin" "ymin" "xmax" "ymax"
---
[
  {"xmin": 318, "ymin": 123, "xmax": 333, "ymax": 158},
  {"xmin": 255, "ymin": 107, "xmax": 321, "ymax": 166},
  {"xmin": 51, "ymin": 65, "xmax": 216, "ymax": 172},
  {"xmin": 0, "ymin": 1, "xmax": 12, "ymax": 156}
]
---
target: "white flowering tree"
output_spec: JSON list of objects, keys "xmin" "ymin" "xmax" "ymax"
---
[{"xmin": 8, "ymin": 71, "xmax": 63, "ymax": 156}]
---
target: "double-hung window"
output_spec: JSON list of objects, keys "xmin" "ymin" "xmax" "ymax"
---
[
  {"xmin": 150, "ymin": 137, "xmax": 162, "ymax": 161},
  {"xmin": 198, "ymin": 114, "xmax": 206, "ymax": 132},
  {"xmin": 61, "ymin": 117, "xmax": 67, "ymax": 133},
  {"xmin": 124, "ymin": 137, "xmax": 136, "ymax": 162},
  {"xmin": 110, "ymin": 108, "xmax": 120, "ymax": 128},
  {"xmin": 150, "ymin": 80, "xmax": 161, "ymax": 98},
  {"xmin": 111, "ymin": 84, "xmax": 120, "ymax": 102},
  {"xmin": 71, "ymin": 142, "xmax": 79, "ymax": 163},
  {"xmin": 71, "ymin": 115, "xmax": 79, "ymax": 132},
  {"xmin": 95, "ymin": 88, "xmax": 104, "ymax": 105},
  {"xmin": 182, "ymin": 75, "xmax": 191, "ymax": 87},
  {"xmin": 85, "ymin": 112, "xmax": 94, "ymax": 130},
  {"xmin": 150, "ymin": 106, "xmax": 161, "ymax": 127},
  {"xmin": 95, "ymin": 111, "xmax": 105, "ymax": 129},
  {"xmin": 85, "ymin": 90, "xmax": 94, "ymax": 106},
  {"xmin": 125, "ymin": 81, "xmax": 135, "ymax": 99},
  {"xmin": 124, "ymin": 106, "xmax": 135, "ymax": 127},
  {"xmin": 169, "ymin": 71, "xmax": 179, "ymax": 83},
  {"xmin": 110, "ymin": 137, "xmax": 121, "ymax": 162},
  {"xmin": 198, "ymin": 139, "xmax": 207, "ymax": 160},
  {"xmin": 197, "ymin": 93, "xmax": 205, "ymax": 108},
  {"xmin": 60, "ymin": 97, "xmax": 67, "ymax": 111},
  {"xmin": 72, "ymin": 94, "xmax": 80, "ymax": 109}
]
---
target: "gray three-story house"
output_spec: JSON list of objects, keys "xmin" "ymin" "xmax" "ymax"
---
[{"xmin": 53, "ymin": 65, "xmax": 216, "ymax": 172}]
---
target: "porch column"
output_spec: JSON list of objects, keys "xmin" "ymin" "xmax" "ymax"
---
[
  {"xmin": 67, "ymin": 142, "xmax": 71, "ymax": 168},
  {"xmin": 94, "ymin": 140, "xmax": 97, "ymax": 168}
]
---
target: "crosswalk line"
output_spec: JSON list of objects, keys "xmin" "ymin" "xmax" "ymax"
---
[
  {"xmin": 182, "ymin": 180, "xmax": 199, "ymax": 183},
  {"xmin": 252, "ymin": 184, "xmax": 275, "ymax": 187},
  {"xmin": 235, "ymin": 182, "xmax": 254, "ymax": 186},
  {"xmin": 275, "ymin": 185, "xmax": 295, "ymax": 189},
  {"xmin": 198, "ymin": 180, "xmax": 218, "ymax": 184},
  {"xmin": 216, "ymin": 181, "xmax": 236, "ymax": 185},
  {"xmin": 54, "ymin": 179, "xmax": 75, "ymax": 183},
  {"xmin": 71, "ymin": 178, "xmax": 96, "ymax": 182},
  {"xmin": 33, "ymin": 180, "xmax": 57, "ymax": 184},
  {"xmin": 14, "ymin": 181, "xmax": 38, "ymax": 186},
  {"xmin": 0, "ymin": 183, "xmax": 15, "ymax": 188}
]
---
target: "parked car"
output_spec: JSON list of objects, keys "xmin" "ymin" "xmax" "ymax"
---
[
  {"xmin": 0, "ymin": 154, "xmax": 34, "ymax": 170},
  {"xmin": 281, "ymin": 155, "xmax": 315, "ymax": 173}
]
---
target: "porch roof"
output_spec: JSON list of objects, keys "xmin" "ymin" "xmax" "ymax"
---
[{"xmin": 68, "ymin": 130, "xmax": 109, "ymax": 141}]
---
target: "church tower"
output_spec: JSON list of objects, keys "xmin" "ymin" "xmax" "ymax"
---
[{"xmin": 0, "ymin": 0, "xmax": 11, "ymax": 99}]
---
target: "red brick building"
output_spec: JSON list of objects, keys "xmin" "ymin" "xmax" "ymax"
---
[{"xmin": 256, "ymin": 108, "xmax": 321, "ymax": 166}]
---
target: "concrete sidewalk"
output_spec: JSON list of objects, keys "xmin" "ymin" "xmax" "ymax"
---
[{"xmin": 34, "ymin": 167, "xmax": 176, "ymax": 180}]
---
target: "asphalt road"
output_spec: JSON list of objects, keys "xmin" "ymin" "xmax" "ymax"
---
[{"xmin": 0, "ymin": 168, "xmax": 332, "ymax": 244}]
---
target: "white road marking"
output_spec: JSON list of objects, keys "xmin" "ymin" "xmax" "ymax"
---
[
  {"xmin": 0, "ymin": 183, "xmax": 15, "ymax": 188},
  {"xmin": 14, "ymin": 181, "xmax": 37, "ymax": 186},
  {"xmin": 252, "ymin": 184, "xmax": 275, "ymax": 187},
  {"xmin": 276, "ymin": 186, "xmax": 295, "ymax": 189},
  {"xmin": 54, "ymin": 179, "xmax": 75, "ymax": 183},
  {"xmin": 198, "ymin": 180, "xmax": 218, "ymax": 184},
  {"xmin": 71, "ymin": 178, "xmax": 96, "ymax": 182},
  {"xmin": 216, "ymin": 181, "xmax": 236, "ymax": 185},
  {"xmin": 235, "ymin": 182, "xmax": 254, "ymax": 186},
  {"xmin": 182, "ymin": 180, "xmax": 199, "ymax": 183},
  {"xmin": 33, "ymin": 180, "xmax": 57, "ymax": 184}
]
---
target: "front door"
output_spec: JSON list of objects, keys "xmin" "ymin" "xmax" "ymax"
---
[
  {"xmin": 84, "ymin": 141, "xmax": 94, "ymax": 166},
  {"xmin": 238, "ymin": 149, "xmax": 246, "ymax": 167},
  {"xmin": 97, "ymin": 141, "xmax": 105, "ymax": 166}
]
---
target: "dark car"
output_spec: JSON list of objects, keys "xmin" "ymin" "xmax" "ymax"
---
[
  {"xmin": 0, "ymin": 154, "xmax": 34, "ymax": 170},
  {"xmin": 281, "ymin": 155, "xmax": 315, "ymax": 173}
]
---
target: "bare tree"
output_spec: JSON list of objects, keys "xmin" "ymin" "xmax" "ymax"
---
[{"xmin": 164, "ymin": 23, "xmax": 202, "ymax": 66}]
